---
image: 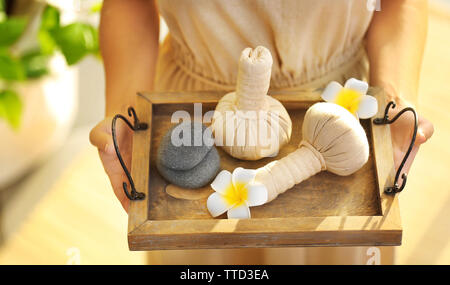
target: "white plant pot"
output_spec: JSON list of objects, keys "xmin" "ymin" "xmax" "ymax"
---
[{"xmin": 0, "ymin": 54, "xmax": 78, "ymax": 188}]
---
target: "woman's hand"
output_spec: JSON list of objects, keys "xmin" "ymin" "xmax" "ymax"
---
[
  {"xmin": 90, "ymin": 117, "xmax": 134, "ymax": 212},
  {"xmin": 388, "ymin": 102, "xmax": 434, "ymax": 178},
  {"xmin": 91, "ymin": 0, "xmax": 160, "ymax": 213},
  {"xmin": 366, "ymin": 0, "xmax": 431, "ymax": 177}
]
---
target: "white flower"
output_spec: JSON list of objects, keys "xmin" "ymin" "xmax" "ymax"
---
[
  {"xmin": 207, "ymin": 167, "xmax": 268, "ymax": 219},
  {"xmin": 321, "ymin": 78, "xmax": 378, "ymax": 119}
]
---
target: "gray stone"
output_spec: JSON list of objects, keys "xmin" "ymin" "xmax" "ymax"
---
[
  {"xmin": 157, "ymin": 122, "xmax": 214, "ymax": 170},
  {"xmin": 156, "ymin": 146, "xmax": 220, "ymax": 189},
  {"xmin": 156, "ymin": 122, "xmax": 221, "ymax": 188}
]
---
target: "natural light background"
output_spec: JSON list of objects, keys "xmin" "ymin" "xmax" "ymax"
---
[{"xmin": 0, "ymin": 0, "xmax": 448, "ymax": 264}]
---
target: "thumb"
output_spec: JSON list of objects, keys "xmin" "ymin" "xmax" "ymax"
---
[
  {"xmin": 89, "ymin": 125, "xmax": 114, "ymax": 154},
  {"xmin": 420, "ymin": 119, "xmax": 434, "ymax": 141},
  {"xmin": 415, "ymin": 119, "xmax": 434, "ymax": 146},
  {"xmin": 415, "ymin": 128, "xmax": 427, "ymax": 145}
]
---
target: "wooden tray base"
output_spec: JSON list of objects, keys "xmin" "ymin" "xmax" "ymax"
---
[{"xmin": 127, "ymin": 90, "xmax": 400, "ymax": 250}]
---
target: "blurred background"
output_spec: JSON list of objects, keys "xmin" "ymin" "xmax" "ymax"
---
[{"xmin": 0, "ymin": 0, "xmax": 448, "ymax": 265}]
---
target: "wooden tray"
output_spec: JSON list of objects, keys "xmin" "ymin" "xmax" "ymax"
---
[{"xmin": 127, "ymin": 89, "xmax": 400, "ymax": 250}]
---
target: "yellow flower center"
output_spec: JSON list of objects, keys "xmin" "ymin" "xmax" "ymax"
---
[
  {"xmin": 223, "ymin": 182, "xmax": 248, "ymax": 207},
  {"xmin": 334, "ymin": 88, "xmax": 363, "ymax": 115}
]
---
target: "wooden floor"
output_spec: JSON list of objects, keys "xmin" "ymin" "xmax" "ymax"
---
[
  {"xmin": 0, "ymin": 147, "xmax": 148, "ymax": 264},
  {"xmin": 0, "ymin": 3, "xmax": 449, "ymax": 265}
]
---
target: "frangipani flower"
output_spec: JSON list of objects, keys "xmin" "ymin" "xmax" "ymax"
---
[
  {"xmin": 321, "ymin": 78, "xmax": 378, "ymax": 119},
  {"xmin": 207, "ymin": 168, "xmax": 268, "ymax": 219}
]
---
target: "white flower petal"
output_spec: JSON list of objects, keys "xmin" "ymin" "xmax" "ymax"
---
[
  {"xmin": 207, "ymin": 192, "xmax": 234, "ymax": 217},
  {"xmin": 344, "ymin": 78, "xmax": 368, "ymax": 95},
  {"xmin": 232, "ymin": 167, "xmax": 256, "ymax": 187},
  {"xmin": 227, "ymin": 203, "xmax": 251, "ymax": 219},
  {"xmin": 357, "ymin": 95, "xmax": 378, "ymax": 119},
  {"xmin": 321, "ymin": 81, "xmax": 342, "ymax": 102},
  {"xmin": 246, "ymin": 183, "xmax": 268, "ymax": 207},
  {"xmin": 210, "ymin": 170, "xmax": 232, "ymax": 195}
]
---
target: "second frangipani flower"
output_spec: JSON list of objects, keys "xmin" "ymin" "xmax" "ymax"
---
[
  {"xmin": 207, "ymin": 168, "xmax": 268, "ymax": 219},
  {"xmin": 321, "ymin": 78, "xmax": 378, "ymax": 119}
]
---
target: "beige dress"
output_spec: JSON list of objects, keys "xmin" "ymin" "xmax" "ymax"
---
[{"xmin": 149, "ymin": 0, "xmax": 394, "ymax": 265}]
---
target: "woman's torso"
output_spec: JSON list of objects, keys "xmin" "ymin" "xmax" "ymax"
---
[
  {"xmin": 150, "ymin": 0, "xmax": 391, "ymax": 265},
  {"xmin": 155, "ymin": 0, "xmax": 373, "ymax": 91}
]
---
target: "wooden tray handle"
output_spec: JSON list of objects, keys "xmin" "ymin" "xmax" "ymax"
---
[
  {"xmin": 373, "ymin": 101, "xmax": 418, "ymax": 194},
  {"xmin": 111, "ymin": 107, "xmax": 147, "ymax": 200}
]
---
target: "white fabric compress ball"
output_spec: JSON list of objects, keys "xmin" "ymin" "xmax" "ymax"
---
[
  {"xmin": 254, "ymin": 102, "xmax": 370, "ymax": 202},
  {"xmin": 211, "ymin": 46, "xmax": 292, "ymax": 160}
]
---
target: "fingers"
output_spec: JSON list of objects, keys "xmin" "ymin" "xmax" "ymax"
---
[
  {"xmin": 106, "ymin": 168, "xmax": 130, "ymax": 213},
  {"xmin": 399, "ymin": 145, "xmax": 420, "ymax": 176},
  {"xmin": 91, "ymin": 117, "xmax": 134, "ymax": 213},
  {"xmin": 98, "ymin": 150, "xmax": 130, "ymax": 213},
  {"xmin": 415, "ymin": 117, "xmax": 434, "ymax": 146},
  {"xmin": 118, "ymin": 192, "xmax": 130, "ymax": 213},
  {"xmin": 90, "ymin": 128, "xmax": 113, "ymax": 153},
  {"xmin": 108, "ymin": 172, "xmax": 130, "ymax": 213},
  {"xmin": 419, "ymin": 117, "xmax": 434, "ymax": 141},
  {"xmin": 415, "ymin": 129, "xmax": 427, "ymax": 145},
  {"xmin": 89, "ymin": 119, "xmax": 116, "ymax": 154}
]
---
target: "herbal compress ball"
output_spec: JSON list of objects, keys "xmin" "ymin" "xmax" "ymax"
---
[
  {"xmin": 211, "ymin": 46, "xmax": 292, "ymax": 160},
  {"xmin": 156, "ymin": 122, "xmax": 220, "ymax": 188},
  {"xmin": 254, "ymin": 102, "xmax": 370, "ymax": 202}
]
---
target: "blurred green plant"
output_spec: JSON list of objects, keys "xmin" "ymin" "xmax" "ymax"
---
[{"xmin": 0, "ymin": 1, "xmax": 101, "ymax": 130}]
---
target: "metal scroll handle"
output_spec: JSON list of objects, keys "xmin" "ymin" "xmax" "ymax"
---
[
  {"xmin": 111, "ymin": 107, "xmax": 147, "ymax": 200},
  {"xmin": 373, "ymin": 101, "xmax": 418, "ymax": 194}
]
